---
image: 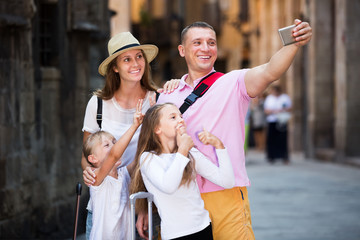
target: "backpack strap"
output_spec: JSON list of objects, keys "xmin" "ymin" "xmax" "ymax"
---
[
  {"xmin": 96, "ymin": 96, "xmax": 103, "ymax": 129},
  {"xmin": 179, "ymin": 72, "xmax": 224, "ymax": 114},
  {"xmin": 155, "ymin": 91, "xmax": 160, "ymax": 102},
  {"xmin": 96, "ymin": 91, "xmax": 156, "ymax": 130}
]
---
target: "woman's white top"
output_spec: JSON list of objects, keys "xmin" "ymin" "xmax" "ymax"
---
[
  {"xmin": 83, "ymin": 92, "xmax": 153, "ymax": 212},
  {"xmin": 82, "ymin": 92, "xmax": 153, "ymax": 167},
  {"xmin": 264, "ymin": 93, "xmax": 292, "ymax": 123},
  {"xmin": 140, "ymin": 148, "xmax": 235, "ymax": 239},
  {"xmin": 89, "ymin": 167, "xmax": 131, "ymax": 240}
]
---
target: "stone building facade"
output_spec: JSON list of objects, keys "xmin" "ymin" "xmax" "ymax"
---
[
  {"xmin": 129, "ymin": 0, "xmax": 360, "ymax": 163},
  {"xmin": 1, "ymin": 0, "xmax": 359, "ymax": 238},
  {"xmin": 0, "ymin": 0, "xmax": 110, "ymax": 238},
  {"xmin": 247, "ymin": 0, "xmax": 360, "ymax": 162}
]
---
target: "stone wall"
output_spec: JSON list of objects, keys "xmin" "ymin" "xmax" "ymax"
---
[
  {"xmin": 0, "ymin": 0, "xmax": 109, "ymax": 238},
  {"xmin": 335, "ymin": 0, "xmax": 360, "ymax": 159}
]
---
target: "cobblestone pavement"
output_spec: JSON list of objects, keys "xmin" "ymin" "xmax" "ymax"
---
[
  {"xmin": 246, "ymin": 149, "xmax": 360, "ymax": 240},
  {"xmin": 74, "ymin": 150, "xmax": 360, "ymax": 240}
]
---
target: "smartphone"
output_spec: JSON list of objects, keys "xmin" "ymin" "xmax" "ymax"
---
[{"xmin": 278, "ymin": 24, "xmax": 296, "ymax": 46}]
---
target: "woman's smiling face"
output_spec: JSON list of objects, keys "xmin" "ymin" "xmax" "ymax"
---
[{"xmin": 113, "ymin": 49, "xmax": 145, "ymax": 83}]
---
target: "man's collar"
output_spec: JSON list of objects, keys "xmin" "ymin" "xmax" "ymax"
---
[
  {"xmin": 192, "ymin": 68, "xmax": 216, "ymax": 86},
  {"xmin": 180, "ymin": 68, "xmax": 216, "ymax": 89}
]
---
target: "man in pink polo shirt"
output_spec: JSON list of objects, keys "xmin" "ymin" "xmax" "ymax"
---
[{"xmin": 137, "ymin": 20, "xmax": 312, "ymax": 239}]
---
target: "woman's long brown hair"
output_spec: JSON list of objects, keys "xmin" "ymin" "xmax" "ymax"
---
[{"xmin": 130, "ymin": 103, "xmax": 195, "ymax": 214}]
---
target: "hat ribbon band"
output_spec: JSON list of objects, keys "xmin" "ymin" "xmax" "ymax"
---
[{"xmin": 112, "ymin": 43, "xmax": 140, "ymax": 55}]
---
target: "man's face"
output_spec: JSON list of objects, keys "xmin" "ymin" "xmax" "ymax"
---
[{"xmin": 178, "ymin": 27, "xmax": 217, "ymax": 75}]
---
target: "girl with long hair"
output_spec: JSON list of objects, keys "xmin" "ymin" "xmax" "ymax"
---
[{"xmin": 130, "ymin": 103, "xmax": 235, "ymax": 240}]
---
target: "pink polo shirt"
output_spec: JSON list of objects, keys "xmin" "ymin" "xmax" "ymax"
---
[{"xmin": 157, "ymin": 68, "xmax": 251, "ymax": 193}]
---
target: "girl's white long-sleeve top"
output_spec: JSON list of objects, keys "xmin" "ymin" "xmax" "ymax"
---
[{"xmin": 140, "ymin": 147, "xmax": 235, "ymax": 239}]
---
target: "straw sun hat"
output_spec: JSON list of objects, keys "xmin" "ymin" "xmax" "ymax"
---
[{"xmin": 98, "ymin": 32, "xmax": 158, "ymax": 76}]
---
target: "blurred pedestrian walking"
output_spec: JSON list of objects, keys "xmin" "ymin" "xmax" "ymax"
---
[{"xmin": 264, "ymin": 85, "xmax": 292, "ymax": 164}]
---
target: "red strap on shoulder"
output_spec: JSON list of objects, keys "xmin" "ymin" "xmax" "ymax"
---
[
  {"xmin": 194, "ymin": 72, "xmax": 224, "ymax": 95},
  {"xmin": 179, "ymin": 71, "xmax": 224, "ymax": 114}
]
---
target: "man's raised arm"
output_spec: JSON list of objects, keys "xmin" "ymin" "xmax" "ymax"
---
[{"xmin": 245, "ymin": 19, "xmax": 312, "ymax": 98}]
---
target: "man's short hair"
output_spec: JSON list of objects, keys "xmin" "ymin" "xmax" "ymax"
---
[{"xmin": 181, "ymin": 21, "xmax": 215, "ymax": 44}]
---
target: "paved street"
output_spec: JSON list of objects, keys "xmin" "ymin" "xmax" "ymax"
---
[
  {"xmin": 246, "ymin": 150, "xmax": 360, "ymax": 240},
  {"xmin": 74, "ymin": 150, "xmax": 360, "ymax": 240}
]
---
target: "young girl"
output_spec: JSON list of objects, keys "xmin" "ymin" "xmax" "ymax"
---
[
  {"xmin": 131, "ymin": 103, "xmax": 235, "ymax": 240},
  {"xmin": 83, "ymin": 100, "xmax": 144, "ymax": 239}
]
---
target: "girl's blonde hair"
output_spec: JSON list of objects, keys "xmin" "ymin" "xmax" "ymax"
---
[
  {"xmin": 82, "ymin": 131, "xmax": 115, "ymax": 166},
  {"xmin": 130, "ymin": 103, "xmax": 195, "ymax": 213},
  {"xmin": 94, "ymin": 50, "xmax": 158, "ymax": 100}
]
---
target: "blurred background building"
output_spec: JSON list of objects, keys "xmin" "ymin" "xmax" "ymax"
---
[{"xmin": 0, "ymin": 0, "xmax": 359, "ymax": 238}]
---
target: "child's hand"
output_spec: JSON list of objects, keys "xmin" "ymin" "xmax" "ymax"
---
[
  {"xmin": 198, "ymin": 128, "xmax": 224, "ymax": 149},
  {"xmin": 176, "ymin": 127, "xmax": 194, "ymax": 156},
  {"xmin": 133, "ymin": 99, "xmax": 145, "ymax": 127}
]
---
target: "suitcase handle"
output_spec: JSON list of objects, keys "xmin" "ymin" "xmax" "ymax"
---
[{"xmin": 130, "ymin": 192, "xmax": 154, "ymax": 240}]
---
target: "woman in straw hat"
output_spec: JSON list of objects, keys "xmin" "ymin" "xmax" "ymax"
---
[{"xmin": 81, "ymin": 32, "xmax": 177, "ymax": 239}]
